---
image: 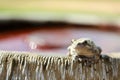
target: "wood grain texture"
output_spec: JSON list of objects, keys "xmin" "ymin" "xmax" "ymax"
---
[{"xmin": 0, "ymin": 51, "xmax": 120, "ymax": 80}]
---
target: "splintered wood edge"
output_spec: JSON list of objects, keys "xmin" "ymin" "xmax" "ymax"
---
[
  {"xmin": 103, "ymin": 53, "xmax": 120, "ymax": 58},
  {"xmin": 0, "ymin": 50, "xmax": 120, "ymax": 59},
  {"xmin": 0, "ymin": 51, "xmax": 120, "ymax": 80}
]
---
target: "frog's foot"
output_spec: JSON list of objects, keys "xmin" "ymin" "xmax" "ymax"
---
[
  {"xmin": 71, "ymin": 55, "xmax": 82, "ymax": 62},
  {"xmin": 78, "ymin": 55, "xmax": 100, "ymax": 67}
]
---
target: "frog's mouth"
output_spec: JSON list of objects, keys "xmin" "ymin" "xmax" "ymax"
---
[{"xmin": 75, "ymin": 44, "xmax": 94, "ymax": 57}]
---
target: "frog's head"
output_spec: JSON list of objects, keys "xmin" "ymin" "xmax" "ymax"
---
[{"xmin": 68, "ymin": 38, "xmax": 102, "ymax": 56}]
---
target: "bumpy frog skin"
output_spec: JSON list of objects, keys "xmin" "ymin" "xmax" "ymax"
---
[{"xmin": 68, "ymin": 38, "xmax": 102, "ymax": 62}]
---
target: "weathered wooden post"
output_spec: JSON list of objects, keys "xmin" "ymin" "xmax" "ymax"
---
[{"xmin": 0, "ymin": 51, "xmax": 120, "ymax": 80}]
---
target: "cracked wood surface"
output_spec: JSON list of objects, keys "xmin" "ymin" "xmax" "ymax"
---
[{"xmin": 0, "ymin": 51, "xmax": 120, "ymax": 80}]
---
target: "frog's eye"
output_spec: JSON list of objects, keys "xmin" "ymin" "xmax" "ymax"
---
[
  {"xmin": 77, "ymin": 43, "xmax": 82, "ymax": 46},
  {"xmin": 82, "ymin": 41, "xmax": 88, "ymax": 45}
]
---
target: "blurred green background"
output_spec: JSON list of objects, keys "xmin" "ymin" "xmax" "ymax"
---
[{"xmin": 0, "ymin": 0, "xmax": 119, "ymax": 25}]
